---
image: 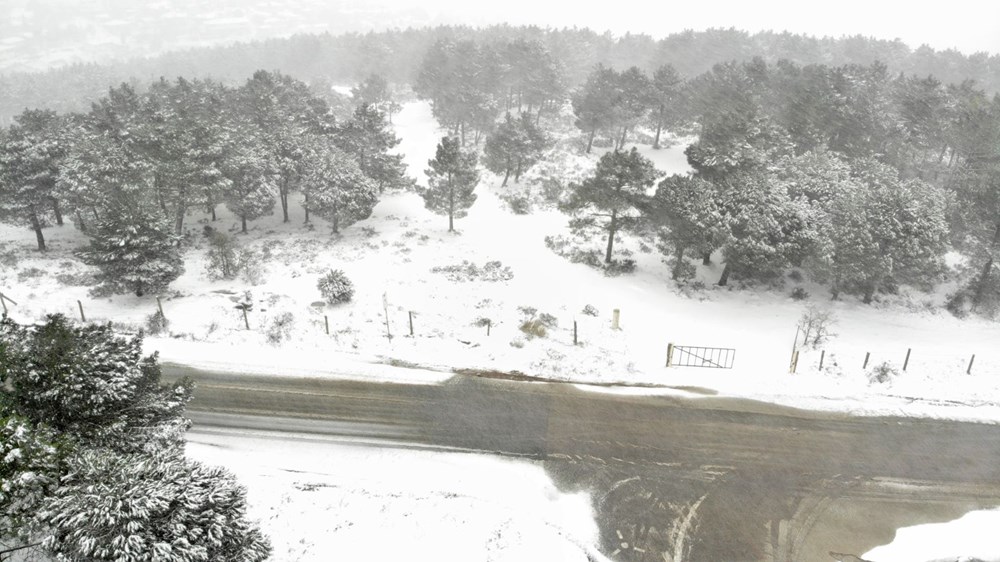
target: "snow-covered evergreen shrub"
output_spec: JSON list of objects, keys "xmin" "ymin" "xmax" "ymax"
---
[
  {"xmin": 581, "ymin": 304, "xmax": 599, "ymax": 317},
  {"xmin": 867, "ymin": 362, "xmax": 898, "ymax": 385},
  {"xmin": 603, "ymin": 258, "xmax": 637, "ymax": 276},
  {"xmin": 318, "ymin": 270, "xmax": 354, "ymax": 305},
  {"xmin": 266, "ymin": 312, "xmax": 295, "ymax": 345},
  {"xmin": 791, "ymin": 287, "xmax": 810, "ymax": 301},
  {"xmin": 0, "ymin": 415, "xmax": 64, "ymax": 540},
  {"xmin": 237, "ymin": 248, "xmax": 266, "ymax": 285},
  {"xmin": 39, "ymin": 449, "xmax": 271, "ymax": 562},
  {"xmin": 205, "ymin": 231, "xmax": 241, "ymax": 280},
  {"xmin": 431, "ymin": 260, "xmax": 514, "ymax": 282},
  {"xmin": 145, "ymin": 311, "xmax": 169, "ymax": 335}
]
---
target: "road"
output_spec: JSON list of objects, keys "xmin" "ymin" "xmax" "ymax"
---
[{"xmin": 163, "ymin": 363, "xmax": 1000, "ymax": 562}]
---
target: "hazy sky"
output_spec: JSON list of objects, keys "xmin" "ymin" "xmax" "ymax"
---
[{"xmin": 389, "ymin": 0, "xmax": 1000, "ymax": 55}]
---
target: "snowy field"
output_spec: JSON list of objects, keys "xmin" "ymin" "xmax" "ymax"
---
[
  {"xmin": 3, "ymin": 99, "xmax": 1000, "ymax": 422},
  {"xmin": 185, "ymin": 428, "xmax": 608, "ymax": 562}
]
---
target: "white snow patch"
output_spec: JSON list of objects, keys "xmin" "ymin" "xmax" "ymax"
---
[
  {"xmin": 186, "ymin": 428, "xmax": 609, "ymax": 562},
  {"xmin": 864, "ymin": 508, "xmax": 1000, "ymax": 562}
]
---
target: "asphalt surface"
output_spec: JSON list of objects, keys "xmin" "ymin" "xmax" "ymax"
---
[{"xmin": 163, "ymin": 363, "xmax": 1000, "ymax": 562}]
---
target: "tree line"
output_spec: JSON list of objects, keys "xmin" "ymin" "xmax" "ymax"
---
[
  {"xmin": 0, "ymin": 71, "xmax": 411, "ymax": 297},
  {"xmin": 563, "ymin": 57, "xmax": 1000, "ymax": 310},
  {"xmin": 5, "ymin": 26, "xmax": 1000, "ymax": 124}
]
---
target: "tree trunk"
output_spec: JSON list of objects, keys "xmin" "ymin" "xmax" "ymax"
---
[
  {"xmin": 303, "ymin": 193, "xmax": 310, "ymax": 224},
  {"xmin": 75, "ymin": 210, "xmax": 86, "ymax": 233},
  {"xmin": 862, "ymin": 284, "xmax": 876, "ymax": 304},
  {"xmin": 448, "ymin": 182, "xmax": 455, "ymax": 232},
  {"xmin": 29, "ymin": 211, "xmax": 46, "ymax": 252},
  {"xmin": 501, "ymin": 168, "xmax": 511, "ymax": 188},
  {"xmin": 702, "ymin": 252, "xmax": 712, "ymax": 266},
  {"xmin": 514, "ymin": 160, "xmax": 523, "ymax": 182},
  {"xmin": 671, "ymin": 246, "xmax": 685, "ymax": 280},
  {"xmin": 280, "ymin": 177, "xmax": 290, "ymax": 223},
  {"xmin": 653, "ymin": 105, "xmax": 665, "ymax": 149},
  {"xmin": 618, "ymin": 126, "xmax": 628, "ymax": 150},
  {"xmin": 91, "ymin": 206, "xmax": 100, "ymax": 223},
  {"xmin": 174, "ymin": 205, "xmax": 185, "ymax": 236},
  {"xmin": 210, "ymin": 205, "xmax": 217, "ymax": 221},
  {"xmin": 52, "ymin": 198, "xmax": 63, "ymax": 226},
  {"xmin": 535, "ymin": 107, "xmax": 542, "ymax": 126},
  {"xmin": 717, "ymin": 262, "xmax": 731, "ymax": 286},
  {"xmin": 605, "ymin": 209, "xmax": 617, "ymax": 264},
  {"xmin": 241, "ymin": 215, "xmax": 247, "ymax": 233},
  {"xmin": 586, "ymin": 129, "xmax": 595, "ymax": 153}
]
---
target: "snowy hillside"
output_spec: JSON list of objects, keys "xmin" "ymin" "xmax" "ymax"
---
[{"xmin": 3, "ymin": 99, "xmax": 1000, "ymax": 422}]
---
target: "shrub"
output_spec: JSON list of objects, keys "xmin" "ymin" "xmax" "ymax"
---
[
  {"xmin": 603, "ymin": 258, "xmax": 636, "ymax": 277},
  {"xmin": 236, "ymin": 248, "xmax": 266, "ymax": 285},
  {"xmin": 205, "ymin": 232, "xmax": 241, "ymax": 280},
  {"xmin": 581, "ymin": 304, "xmax": 599, "ymax": 317},
  {"xmin": 266, "ymin": 312, "xmax": 295, "ymax": 345},
  {"xmin": 507, "ymin": 194, "xmax": 531, "ymax": 215},
  {"xmin": 318, "ymin": 270, "xmax": 354, "ymax": 305},
  {"xmin": 519, "ymin": 319, "xmax": 547, "ymax": 338},
  {"xmin": 798, "ymin": 305, "xmax": 836, "ymax": 347},
  {"xmin": 17, "ymin": 267, "xmax": 45, "ymax": 282},
  {"xmin": 145, "ymin": 311, "xmax": 169, "ymax": 335},
  {"xmin": 431, "ymin": 260, "xmax": 513, "ymax": 282},
  {"xmin": 867, "ymin": 362, "xmax": 898, "ymax": 385},
  {"xmin": 787, "ymin": 270, "xmax": 804, "ymax": 283},
  {"xmin": 791, "ymin": 287, "xmax": 810, "ymax": 301}
]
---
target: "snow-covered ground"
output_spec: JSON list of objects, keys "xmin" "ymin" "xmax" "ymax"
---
[
  {"xmin": 863, "ymin": 508, "xmax": 1000, "ymax": 561},
  {"xmin": 3, "ymin": 99, "xmax": 1000, "ymax": 422},
  {"xmin": 185, "ymin": 427, "xmax": 609, "ymax": 562}
]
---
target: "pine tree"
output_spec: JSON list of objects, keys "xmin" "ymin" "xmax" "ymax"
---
[
  {"xmin": 814, "ymin": 159, "xmax": 949, "ymax": 302},
  {"xmin": 76, "ymin": 204, "xmax": 185, "ymax": 297},
  {"xmin": 650, "ymin": 175, "xmax": 726, "ymax": 280},
  {"xmin": 222, "ymin": 143, "xmax": 277, "ymax": 233},
  {"xmin": 351, "ymin": 73, "xmax": 401, "ymax": 122},
  {"xmin": 566, "ymin": 148, "xmax": 659, "ymax": 263},
  {"xmin": 650, "ymin": 64, "xmax": 684, "ymax": 149},
  {"xmin": 0, "ymin": 414, "xmax": 64, "ymax": 543},
  {"xmin": 1, "ymin": 315, "xmax": 193, "ymax": 453},
  {"xmin": 572, "ymin": 65, "xmax": 619, "ymax": 153},
  {"xmin": 39, "ymin": 449, "xmax": 271, "ymax": 562},
  {"xmin": 334, "ymin": 103, "xmax": 411, "ymax": 192},
  {"xmin": 483, "ymin": 112, "xmax": 550, "ymax": 187},
  {"xmin": 0, "ymin": 109, "xmax": 68, "ymax": 251},
  {"xmin": 301, "ymin": 145, "xmax": 380, "ymax": 233},
  {"xmin": 423, "ymin": 136, "xmax": 480, "ymax": 232}
]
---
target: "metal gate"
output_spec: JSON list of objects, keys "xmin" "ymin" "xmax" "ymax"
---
[{"xmin": 666, "ymin": 344, "xmax": 736, "ymax": 369}]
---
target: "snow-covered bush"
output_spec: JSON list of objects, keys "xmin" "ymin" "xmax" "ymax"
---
[
  {"xmin": 867, "ymin": 362, "xmax": 898, "ymax": 385},
  {"xmin": 266, "ymin": 312, "xmax": 295, "ymax": 345},
  {"xmin": 519, "ymin": 308, "xmax": 558, "ymax": 339},
  {"xmin": 431, "ymin": 260, "xmax": 514, "ymax": 282},
  {"xmin": 318, "ymin": 270, "xmax": 354, "ymax": 305},
  {"xmin": 581, "ymin": 304, "xmax": 599, "ymax": 317},
  {"xmin": 145, "ymin": 311, "xmax": 169, "ymax": 335},
  {"xmin": 790, "ymin": 287, "xmax": 810, "ymax": 301},
  {"xmin": 205, "ymin": 231, "xmax": 241, "ymax": 280}
]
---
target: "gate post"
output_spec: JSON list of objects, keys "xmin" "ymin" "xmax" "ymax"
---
[{"xmin": 666, "ymin": 343, "xmax": 674, "ymax": 367}]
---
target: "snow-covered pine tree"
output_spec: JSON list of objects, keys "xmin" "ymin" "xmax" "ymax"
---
[
  {"xmin": 301, "ymin": 145, "xmax": 379, "ymax": 233},
  {"xmin": 222, "ymin": 143, "xmax": 277, "ymax": 233},
  {"xmin": 572, "ymin": 65, "xmax": 620, "ymax": 153},
  {"xmin": 816, "ymin": 159, "xmax": 949, "ymax": 302},
  {"xmin": 39, "ymin": 449, "xmax": 270, "ymax": 562},
  {"xmin": 351, "ymin": 74, "xmax": 401, "ymax": 122},
  {"xmin": 1, "ymin": 315, "xmax": 193, "ymax": 453},
  {"xmin": 77, "ymin": 202, "xmax": 185, "ymax": 297},
  {"xmin": 0, "ymin": 414, "xmax": 65, "ymax": 545},
  {"xmin": 565, "ymin": 147, "xmax": 659, "ymax": 263},
  {"xmin": 334, "ymin": 103, "xmax": 412, "ymax": 192},
  {"xmin": 650, "ymin": 174, "xmax": 727, "ymax": 280},
  {"xmin": 483, "ymin": 113, "xmax": 550, "ymax": 187},
  {"xmin": 0, "ymin": 109, "xmax": 68, "ymax": 251},
  {"xmin": 423, "ymin": 136, "xmax": 480, "ymax": 232},
  {"xmin": 649, "ymin": 64, "xmax": 684, "ymax": 149}
]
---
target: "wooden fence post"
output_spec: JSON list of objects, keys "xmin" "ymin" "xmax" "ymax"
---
[
  {"xmin": 903, "ymin": 348, "xmax": 912, "ymax": 372},
  {"xmin": 409, "ymin": 311, "xmax": 414, "ymax": 337},
  {"xmin": 789, "ymin": 350, "xmax": 800, "ymax": 374},
  {"xmin": 612, "ymin": 309, "xmax": 620, "ymax": 330},
  {"xmin": 486, "ymin": 319, "xmax": 491, "ymax": 336},
  {"xmin": 967, "ymin": 354, "xmax": 976, "ymax": 375},
  {"xmin": 242, "ymin": 307, "xmax": 250, "ymax": 330},
  {"xmin": 77, "ymin": 300, "xmax": 86, "ymax": 323},
  {"xmin": 573, "ymin": 320, "xmax": 578, "ymax": 345},
  {"xmin": 863, "ymin": 352, "xmax": 870, "ymax": 369},
  {"xmin": 666, "ymin": 343, "xmax": 674, "ymax": 367},
  {"xmin": 0, "ymin": 291, "xmax": 7, "ymax": 316},
  {"xmin": 819, "ymin": 350, "xmax": 825, "ymax": 370},
  {"xmin": 324, "ymin": 315, "xmax": 329, "ymax": 335}
]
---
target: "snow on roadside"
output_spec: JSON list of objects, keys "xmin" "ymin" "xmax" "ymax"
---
[
  {"xmin": 863, "ymin": 508, "xmax": 1000, "ymax": 561},
  {"xmin": 185, "ymin": 428, "xmax": 609, "ymax": 562}
]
